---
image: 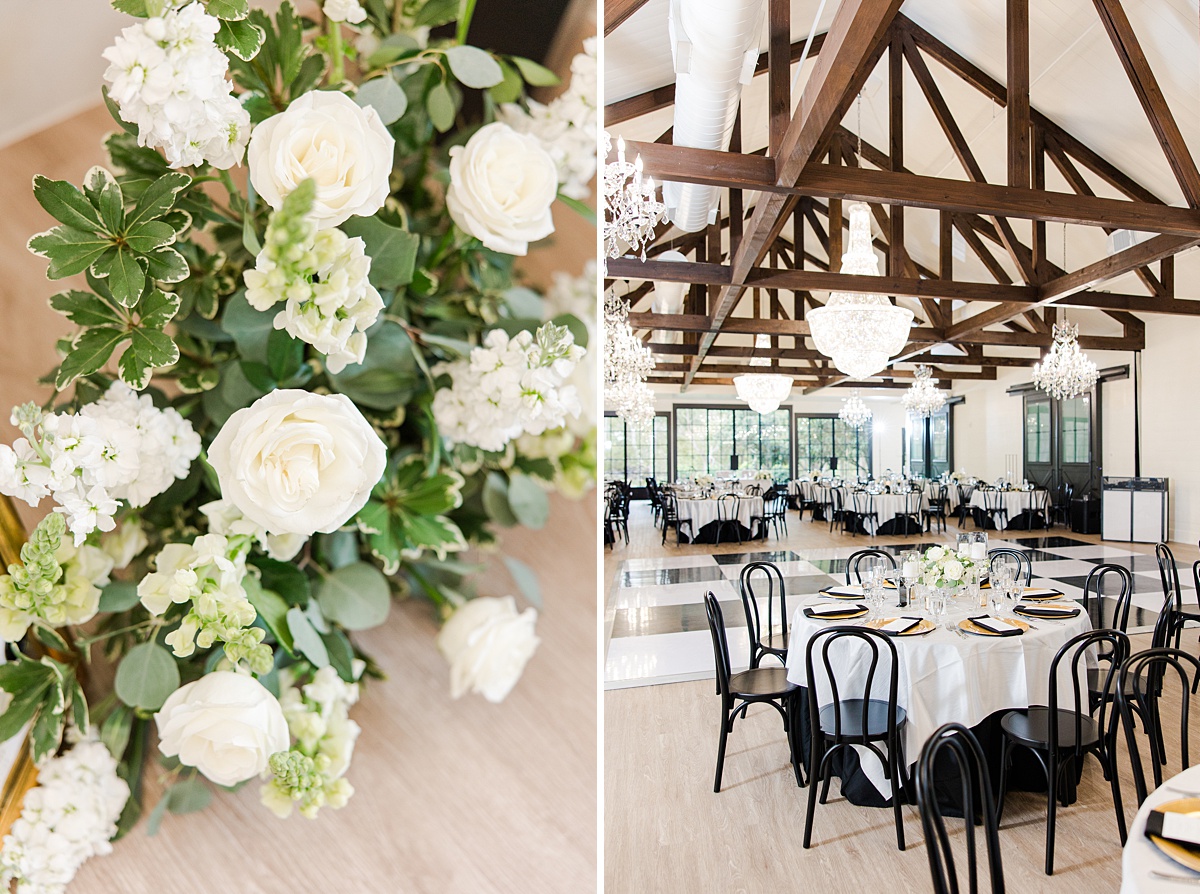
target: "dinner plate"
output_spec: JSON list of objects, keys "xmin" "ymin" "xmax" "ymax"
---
[
  {"xmin": 1022, "ymin": 588, "xmax": 1064, "ymax": 601},
  {"xmin": 958, "ymin": 616, "xmax": 1030, "ymax": 636},
  {"xmin": 866, "ymin": 617, "xmax": 936, "ymax": 636},
  {"xmin": 820, "ymin": 586, "xmax": 865, "ymax": 599},
  {"xmin": 1148, "ymin": 798, "xmax": 1200, "ymax": 872}
]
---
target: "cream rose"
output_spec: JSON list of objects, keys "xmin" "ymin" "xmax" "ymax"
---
[
  {"xmin": 247, "ymin": 90, "xmax": 394, "ymax": 229},
  {"xmin": 436, "ymin": 596, "xmax": 540, "ymax": 703},
  {"xmin": 155, "ymin": 672, "xmax": 289, "ymax": 786},
  {"xmin": 208, "ymin": 390, "xmax": 386, "ymax": 538},
  {"xmin": 446, "ymin": 122, "xmax": 557, "ymax": 256}
]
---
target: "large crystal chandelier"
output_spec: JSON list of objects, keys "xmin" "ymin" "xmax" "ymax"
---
[
  {"xmin": 838, "ymin": 390, "xmax": 872, "ymax": 429},
  {"xmin": 1033, "ymin": 321, "xmax": 1099, "ymax": 400},
  {"xmin": 603, "ymin": 133, "xmax": 668, "ymax": 261},
  {"xmin": 902, "ymin": 365, "xmax": 946, "ymax": 418},
  {"xmin": 807, "ymin": 203, "xmax": 914, "ymax": 378},
  {"xmin": 604, "ymin": 289, "xmax": 657, "ymax": 420},
  {"xmin": 733, "ymin": 374, "xmax": 792, "ymax": 414}
]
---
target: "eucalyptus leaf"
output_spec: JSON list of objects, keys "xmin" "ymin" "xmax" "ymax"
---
[
  {"xmin": 482, "ymin": 472, "xmax": 518, "ymax": 527},
  {"xmin": 166, "ymin": 777, "xmax": 212, "ymax": 814},
  {"xmin": 244, "ymin": 575, "xmax": 295, "ymax": 654},
  {"xmin": 506, "ymin": 471, "xmax": 550, "ymax": 529},
  {"xmin": 317, "ymin": 563, "xmax": 391, "ymax": 631},
  {"xmin": 427, "ymin": 81, "xmax": 456, "ymax": 133},
  {"xmin": 510, "ymin": 55, "xmax": 560, "ymax": 87},
  {"xmin": 114, "ymin": 642, "xmax": 180, "ymax": 711},
  {"xmin": 503, "ymin": 556, "xmax": 542, "ymax": 609},
  {"xmin": 287, "ymin": 607, "xmax": 330, "ymax": 668},
  {"xmin": 99, "ymin": 580, "xmax": 141, "ymax": 613},
  {"xmin": 445, "ymin": 45, "xmax": 503, "ymax": 89},
  {"xmin": 356, "ymin": 75, "xmax": 408, "ymax": 125}
]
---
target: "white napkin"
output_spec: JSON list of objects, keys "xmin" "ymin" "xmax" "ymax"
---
[
  {"xmin": 808, "ymin": 604, "xmax": 865, "ymax": 617},
  {"xmin": 1022, "ymin": 588, "xmax": 1062, "ymax": 598},
  {"xmin": 880, "ymin": 617, "xmax": 921, "ymax": 634},
  {"xmin": 972, "ymin": 616, "xmax": 1016, "ymax": 634}
]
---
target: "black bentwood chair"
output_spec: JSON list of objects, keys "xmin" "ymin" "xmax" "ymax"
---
[
  {"xmin": 739, "ymin": 561, "xmax": 788, "ymax": 669},
  {"xmin": 997, "ymin": 629, "xmax": 1130, "ymax": 875},
  {"xmin": 845, "ymin": 548, "xmax": 897, "ymax": 585},
  {"xmin": 1156, "ymin": 542, "xmax": 1200, "ymax": 643},
  {"xmin": 923, "ymin": 484, "xmax": 950, "ymax": 534},
  {"xmin": 803, "ymin": 626, "xmax": 908, "ymax": 850},
  {"xmin": 1117, "ymin": 647, "xmax": 1200, "ymax": 807},
  {"xmin": 659, "ymin": 492, "xmax": 694, "ymax": 546},
  {"xmin": 713, "ymin": 494, "xmax": 743, "ymax": 546},
  {"xmin": 987, "ymin": 548, "xmax": 1033, "ymax": 586},
  {"xmin": 703, "ymin": 592, "xmax": 803, "ymax": 793},
  {"xmin": 917, "ymin": 723, "xmax": 1005, "ymax": 894}
]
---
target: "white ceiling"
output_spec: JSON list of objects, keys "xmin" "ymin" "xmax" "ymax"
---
[{"xmin": 605, "ymin": 0, "xmax": 1200, "ymax": 313}]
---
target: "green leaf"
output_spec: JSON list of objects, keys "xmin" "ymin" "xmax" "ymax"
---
[
  {"xmin": 114, "ymin": 642, "xmax": 180, "ymax": 711},
  {"xmin": 112, "ymin": 0, "xmax": 150, "ymax": 16},
  {"xmin": 511, "ymin": 56, "xmax": 560, "ymax": 87},
  {"xmin": 504, "ymin": 286, "xmax": 543, "ymax": 319},
  {"xmin": 244, "ymin": 576, "xmax": 294, "ymax": 654},
  {"xmin": 445, "ymin": 45, "xmax": 503, "ymax": 89},
  {"xmin": 99, "ymin": 580, "xmax": 141, "ymax": 612},
  {"xmin": 141, "ymin": 246, "xmax": 189, "ymax": 283},
  {"xmin": 482, "ymin": 472, "xmax": 518, "ymax": 527},
  {"xmin": 202, "ymin": 360, "xmax": 266, "ymax": 428},
  {"xmin": 316, "ymin": 531, "xmax": 360, "ymax": 570},
  {"xmin": 427, "ymin": 81, "xmax": 457, "ymax": 133},
  {"xmin": 321, "ymin": 628, "xmax": 356, "ymax": 682},
  {"xmin": 121, "ymin": 326, "xmax": 179, "ymax": 390},
  {"xmin": 145, "ymin": 792, "xmax": 169, "ymax": 836},
  {"xmin": 33, "ymin": 625, "xmax": 70, "ymax": 654},
  {"xmin": 206, "ymin": 0, "xmax": 248, "ymax": 20},
  {"xmin": 286, "ymin": 607, "xmax": 329, "ymax": 668},
  {"xmin": 355, "ymin": 75, "xmax": 408, "ymax": 125},
  {"xmin": 94, "ymin": 247, "xmax": 146, "ymax": 308},
  {"xmin": 69, "ymin": 674, "xmax": 89, "ymax": 733},
  {"xmin": 503, "ymin": 556, "xmax": 542, "ymax": 609},
  {"xmin": 101, "ymin": 704, "xmax": 133, "ymax": 759},
  {"xmin": 505, "ymin": 472, "xmax": 549, "ymax": 528},
  {"xmin": 266, "ymin": 328, "xmax": 303, "ymax": 382},
  {"xmin": 123, "ymin": 220, "xmax": 177, "ymax": 254},
  {"xmin": 0, "ymin": 661, "xmax": 54, "ymax": 744},
  {"xmin": 339, "ymin": 216, "xmax": 419, "ymax": 289},
  {"xmin": 31, "ymin": 701, "xmax": 65, "ymax": 764},
  {"xmin": 32, "ymin": 176, "xmax": 105, "ymax": 233},
  {"xmin": 413, "ymin": 0, "xmax": 457, "ymax": 27},
  {"xmin": 166, "ymin": 776, "xmax": 212, "ymax": 813},
  {"xmin": 489, "ymin": 58, "xmax": 523, "ymax": 104},
  {"xmin": 327, "ymin": 321, "xmax": 418, "ymax": 409},
  {"xmin": 249, "ymin": 556, "xmax": 311, "ymax": 607},
  {"xmin": 137, "ymin": 288, "xmax": 181, "ymax": 330},
  {"xmin": 57, "ymin": 327, "xmax": 127, "ymax": 390},
  {"xmin": 127, "ymin": 172, "xmax": 190, "ymax": 229},
  {"xmin": 221, "ymin": 291, "xmax": 274, "ymax": 364},
  {"xmin": 215, "ymin": 17, "xmax": 266, "ymax": 60},
  {"xmin": 28, "ymin": 226, "xmax": 114, "ymax": 279},
  {"xmin": 366, "ymin": 33, "xmax": 420, "ymax": 68},
  {"xmin": 49, "ymin": 290, "xmax": 123, "ymax": 328},
  {"xmin": 317, "ymin": 562, "xmax": 391, "ymax": 631}
]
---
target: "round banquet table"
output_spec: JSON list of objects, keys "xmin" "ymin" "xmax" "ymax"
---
[
  {"xmin": 968, "ymin": 489, "xmax": 1040, "ymax": 530},
  {"xmin": 676, "ymin": 495, "xmax": 765, "ymax": 544},
  {"xmin": 785, "ymin": 592, "xmax": 1092, "ymax": 802},
  {"xmin": 1121, "ymin": 765, "xmax": 1200, "ymax": 893},
  {"xmin": 850, "ymin": 492, "xmax": 926, "ymax": 535},
  {"xmin": 924, "ymin": 481, "xmax": 961, "ymax": 511}
]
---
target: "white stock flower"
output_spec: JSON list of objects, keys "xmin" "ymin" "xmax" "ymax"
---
[
  {"xmin": 323, "ymin": 0, "xmax": 367, "ymax": 23},
  {"xmin": 248, "ymin": 90, "xmax": 395, "ymax": 229},
  {"xmin": 200, "ymin": 499, "xmax": 306, "ymax": 561},
  {"xmin": 208, "ymin": 390, "xmax": 387, "ymax": 537},
  {"xmin": 436, "ymin": 596, "xmax": 540, "ymax": 703},
  {"xmin": 102, "ymin": 3, "xmax": 250, "ymax": 169},
  {"xmin": 156, "ymin": 672, "xmax": 289, "ymax": 786},
  {"xmin": 100, "ymin": 519, "xmax": 149, "ymax": 569},
  {"xmin": 446, "ymin": 122, "xmax": 558, "ymax": 255}
]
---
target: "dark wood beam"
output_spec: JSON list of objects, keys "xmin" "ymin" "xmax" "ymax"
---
[
  {"xmin": 1091, "ymin": 0, "xmax": 1200, "ymax": 207},
  {"xmin": 888, "ymin": 33, "xmax": 905, "ymax": 278},
  {"xmin": 1007, "ymin": 0, "xmax": 1030, "ymax": 188},
  {"xmin": 604, "ymin": 0, "xmax": 649, "ymax": 36},
  {"xmin": 768, "ymin": 0, "xmax": 790, "ymax": 156},
  {"xmin": 1039, "ymin": 234, "xmax": 1199, "ymax": 302}
]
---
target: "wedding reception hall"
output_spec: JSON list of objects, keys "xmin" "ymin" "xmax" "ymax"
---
[{"xmin": 603, "ymin": 0, "xmax": 1200, "ymax": 890}]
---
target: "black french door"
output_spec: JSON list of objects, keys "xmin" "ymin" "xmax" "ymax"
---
[{"xmin": 1023, "ymin": 389, "xmax": 1100, "ymax": 496}]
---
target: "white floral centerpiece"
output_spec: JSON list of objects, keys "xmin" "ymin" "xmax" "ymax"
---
[
  {"xmin": 753, "ymin": 470, "xmax": 772, "ymax": 481},
  {"xmin": 919, "ymin": 545, "xmax": 984, "ymax": 591},
  {"xmin": 695, "ymin": 474, "xmax": 715, "ymax": 490},
  {"xmin": 0, "ymin": 0, "xmax": 596, "ymax": 889}
]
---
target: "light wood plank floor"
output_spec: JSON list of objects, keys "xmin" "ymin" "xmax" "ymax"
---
[{"xmin": 604, "ymin": 504, "xmax": 1199, "ymax": 893}]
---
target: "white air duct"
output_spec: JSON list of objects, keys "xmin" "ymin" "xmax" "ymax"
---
[
  {"xmin": 664, "ymin": 0, "xmax": 766, "ymax": 232},
  {"xmin": 650, "ymin": 249, "xmax": 688, "ymax": 344}
]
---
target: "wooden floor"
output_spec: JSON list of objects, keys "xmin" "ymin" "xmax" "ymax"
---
[{"xmin": 603, "ymin": 505, "xmax": 1199, "ymax": 893}]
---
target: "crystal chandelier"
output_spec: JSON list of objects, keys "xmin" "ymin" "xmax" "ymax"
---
[
  {"xmin": 838, "ymin": 390, "xmax": 872, "ymax": 429},
  {"xmin": 902, "ymin": 365, "xmax": 946, "ymax": 418},
  {"xmin": 807, "ymin": 203, "xmax": 914, "ymax": 378},
  {"xmin": 603, "ymin": 133, "xmax": 668, "ymax": 261},
  {"xmin": 1033, "ymin": 321, "xmax": 1099, "ymax": 400},
  {"xmin": 604, "ymin": 289, "xmax": 657, "ymax": 421},
  {"xmin": 749, "ymin": 333, "xmax": 771, "ymax": 367},
  {"xmin": 733, "ymin": 374, "xmax": 792, "ymax": 414}
]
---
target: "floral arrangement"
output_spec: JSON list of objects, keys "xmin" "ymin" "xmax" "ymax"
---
[
  {"xmin": 920, "ymin": 545, "xmax": 983, "ymax": 591},
  {"xmin": 695, "ymin": 474, "xmax": 715, "ymax": 489},
  {"xmin": 753, "ymin": 470, "xmax": 772, "ymax": 481},
  {"xmin": 0, "ymin": 0, "xmax": 596, "ymax": 888}
]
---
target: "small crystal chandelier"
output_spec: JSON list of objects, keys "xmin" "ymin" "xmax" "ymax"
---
[
  {"xmin": 902, "ymin": 365, "xmax": 946, "ymax": 418},
  {"xmin": 838, "ymin": 390, "xmax": 872, "ymax": 429},
  {"xmin": 603, "ymin": 133, "xmax": 668, "ymax": 261},
  {"xmin": 1033, "ymin": 321, "xmax": 1099, "ymax": 400},
  {"xmin": 604, "ymin": 289, "xmax": 657, "ymax": 421},
  {"xmin": 807, "ymin": 203, "xmax": 914, "ymax": 378},
  {"xmin": 749, "ymin": 333, "xmax": 771, "ymax": 367},
  {"xmin": 733, "ymin": 374, "xmax": 792, "ymax": 414}
]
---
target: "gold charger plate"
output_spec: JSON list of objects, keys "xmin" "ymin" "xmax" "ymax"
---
[
  {"xmin": 867, "ymin": 617, "xmax": 936, "ymax": 636},
  {"xmin": 820, "ymin": 587, "xmax": 865, "ymax": 600},
  {"xmin": 1013, "ymin": 606, "xmax": 1080, "ymax": 620},
  {"xmin": 958, "ymin": 616, "xmax": 1030, "ymax": 636},
  {"xmin": 1022, "ymin": 589, "xmax": 1064, "ymax": 601},
  {"xmin": 808, "ymin": 607, "xmax": 869, "ymax": 621},
  {"xmin": 1149, "ymin": 798, "xmax": 1200, "ymax": 872}
]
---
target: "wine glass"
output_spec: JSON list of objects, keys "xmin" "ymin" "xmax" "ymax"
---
[
  {"xmin": 930, "ymin": 590, "xmax": 948, "ymax": 628},
  {"xmin": 1009, "ymin": 581, "xmax": 1025, "ymax": 615}
]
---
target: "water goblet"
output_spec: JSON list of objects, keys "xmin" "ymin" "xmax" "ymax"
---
[{"xmin": 930, "ymin": 591, "xmax": 948, "ymax": 627}]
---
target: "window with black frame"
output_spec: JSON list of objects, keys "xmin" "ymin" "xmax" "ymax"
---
[
  {"xmin": 905, "ymin": 405, "xmax": 951, "ymax": 478},
  {"xmin": 795, "ymin": 415, "xmax": 872, "ymax": 479},
  {"xmin": 603, "ymin": 414, "xmax": 669, "ymax": 485},
  {"xmin": 674, "ymin": 407, "xmax": 791, "ymax": 479}
]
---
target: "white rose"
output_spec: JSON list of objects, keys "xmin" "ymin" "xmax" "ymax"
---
[
  {"xmin": 155, "ymin": 672, "xmax": 289, "ymax": 786},
  {"xmin": 247, "ymin": 90, "xmax": 394, "ymax": 229},
  {"xmin": 436, "ymin": 596, "xmax": 540, "ymax": 703},
  {"xmin": 446, "ymin": 122, "xmax": 557, "ymax": 255},
  {"xmin": 925, "ymin": 546, "xmax": 945, "ymax": 562},
  {"xmin": 208, "ymin": 390, "xmax": 386, "ymax": 538},
  {"xmin": 944, "ymin": 559, "xmax": 964, "ymax": 581}
]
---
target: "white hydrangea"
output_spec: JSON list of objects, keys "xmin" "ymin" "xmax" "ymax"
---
[
  {"xmin": 432, "ymin": 324, "xmax": 585, "ymax": 453},
  {"xmin": 102, "ymin": 2, "xmax": 250, "ymax": 169},
  {"xmin": 323, "ymin": 0, "xmax": 367, "ymax": 23},
  {"xmin": 498, "ymin": 38, "xmax": 597, "ymax": 199},
  {"xmin": 0, "ymin": 384, "xmax": 201, "ymax": 545},
  {"xmin": 244, "ymin": 226, "xmax": 383, "ymax": 374},
  {"xmin": 0, "ymin": 738, "xmax": 129, "ymax": 894}
]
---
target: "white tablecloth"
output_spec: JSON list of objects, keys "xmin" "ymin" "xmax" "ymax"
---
[
  {"xmin": 1121, "ymin": 765, "xmax": 1200, "ymax": 893},
  {"xmin": 850, "ymin": 492, "xmax": 926, "ymax": 525},
  {"xmin": 677, "ymin": 496, "xmax": 764, "ymax": 531},
  {"xmin": 785, "ymin": 596, "xmax": 1091, "ymax": 794},
  {"xmin": 969, "ymin": 490, "xmax": 1039, "ymax": 529},
  {"xmin": 924, "ymin": 482, "xmax": 961, "ymax": 511}
]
